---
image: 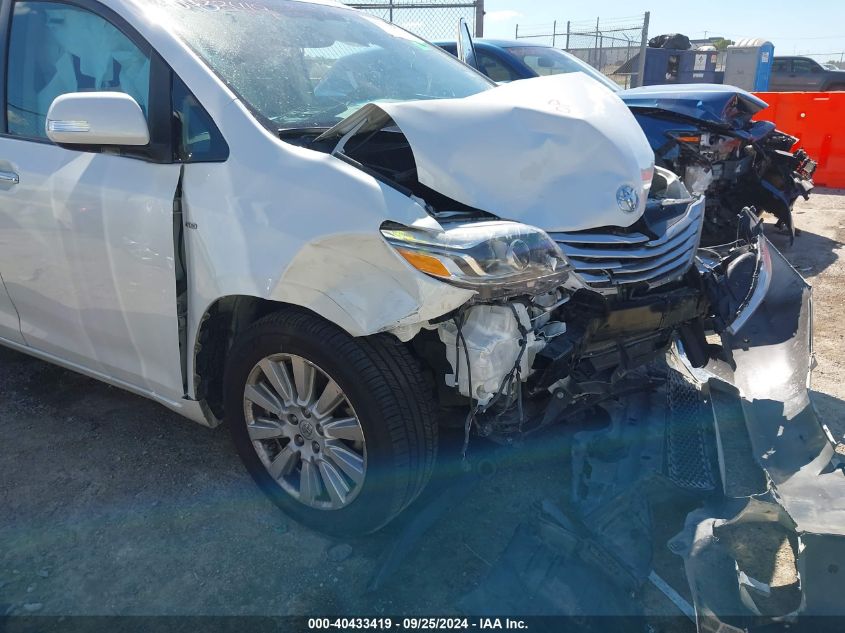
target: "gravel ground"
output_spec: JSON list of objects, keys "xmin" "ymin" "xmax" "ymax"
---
[
  {"xmin": 1, "ymin": 191, "xmax": 843, "ymax": 622},
  {"xmin": 768, "ymin": 189, "xmax": 845, "ymax": 443}
]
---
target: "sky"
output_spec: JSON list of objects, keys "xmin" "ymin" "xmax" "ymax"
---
[{"xmin": 481, "ymin": 0, "xmax": 845, "ymax": 63}]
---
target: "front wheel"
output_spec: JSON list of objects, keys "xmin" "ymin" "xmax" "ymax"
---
[{"xmin": 224, "ymin": 308, "xmax": 437, "ymax": 535}]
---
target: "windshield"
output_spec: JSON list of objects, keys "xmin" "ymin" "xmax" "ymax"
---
[
  {"xmin": 506, "ymin": 46, "xmax": 621, "ymax": 92},
  {"xmin": 152, "ymin": 0, "xmax": 493, "ymax": 130}
]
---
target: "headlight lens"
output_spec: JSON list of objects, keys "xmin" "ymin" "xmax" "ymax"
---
[{"xmin": 381, "ymin": 221, "xmax": 569, "ymax": 296}]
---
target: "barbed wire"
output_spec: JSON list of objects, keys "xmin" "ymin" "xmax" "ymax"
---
[{"xmin": 514, "ymin": 13, "xmax": 649, "ymax": 90}]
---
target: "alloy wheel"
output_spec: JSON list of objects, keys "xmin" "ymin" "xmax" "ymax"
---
[{"xmin": 242, "ymin": 353, "xmax": 366, "ymax": 510}]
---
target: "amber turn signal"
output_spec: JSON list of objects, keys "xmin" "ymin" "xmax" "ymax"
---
[{"xmin": 396, "ymin": 248, "xmax": 451, "ymax": 278}]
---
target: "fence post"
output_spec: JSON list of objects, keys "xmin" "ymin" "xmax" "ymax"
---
[
  {"xmin": 635, "ymin": 11, "xmax": 650, "ymax": 88},
  {"xmin": 552, "ymin": 20, "xmax": 556, "ymax": 47},
  {"xmin": 565, "ymin": 21, "xmax": 570, "ymax": 50},
  {"xmin": 515, "ymin": 23, "xmax": 519, "ymax": 39},
  {"xmin": 388, "ymin": 0, "xmax": 393, "ymax": 23},
  {"xmin": 599, "ymin": 35, "xmax": 604, "ymax": 71},
  {"xmin": 475, "ymin": 0, "xmax": 484, "ymax": 37},
  {"xmin": 593, "ymin": 17, "xmax": 600, "ymax": 68}
]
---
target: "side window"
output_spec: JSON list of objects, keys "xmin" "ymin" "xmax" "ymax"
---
[
  {"xmin": 476, "ymin": 51, "xmax": 521, "ymax": 83},
  {"xmin": 772, "ymin": 60, "xmax": 789, "ymax": 73},
  {"xmin": 792, "ymin": 59, "xmax": 815, "ymax": 74},
  {"xmin": 172, "ymin": 76, "xmax": 228, "ymax": 163},
  {"xmin": 6, "ymin": 1, "xmax": 150, "ymax": 139}
]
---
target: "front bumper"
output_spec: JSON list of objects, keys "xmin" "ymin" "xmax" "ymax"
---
[{"xmin": 673, "ymin": 235, "xmax": 845, "ymax": 627}]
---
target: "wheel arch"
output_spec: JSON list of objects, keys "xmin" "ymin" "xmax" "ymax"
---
[
  {"xmin": 192, "ymin": 295, "xmax": 323, "ymax": 423},
  {"xmin": 190, "ymin": 287, "xmax": 422, "ymax": 424}
]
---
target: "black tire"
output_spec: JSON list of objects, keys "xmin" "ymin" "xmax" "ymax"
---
[{"xmin": 224, "ymin": 307, "xmax": 437, "ymax": 535}]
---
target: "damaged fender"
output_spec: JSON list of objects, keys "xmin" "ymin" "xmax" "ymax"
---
[{"xmin": 276, "ymin": 231, "xmax": 475, "ymax": 339}]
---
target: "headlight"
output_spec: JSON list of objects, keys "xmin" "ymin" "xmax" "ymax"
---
[{"xmin": 381, "ymin": 221, "xmax": 569, "ymax": 297}]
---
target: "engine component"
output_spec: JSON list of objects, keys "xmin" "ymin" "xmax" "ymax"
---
[{"xmin": 437, "ymin": 303, "xmax": 548, "ymax": 406}]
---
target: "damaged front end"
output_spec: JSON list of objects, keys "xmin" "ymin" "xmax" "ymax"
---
[
  {"xmin": 623, "ymin": 86, "xmax": 816, "ymax": 246},
  {"xmin": 299, "ymin": 73, "xmax": 834, "ymax": 625},
  {"xmin": 301, "ymin": 76, "xmax": 818, "ymax": 455}
]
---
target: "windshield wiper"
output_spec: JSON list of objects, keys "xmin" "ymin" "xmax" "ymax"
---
[{"xmin": 277, "ymin": 127, "xmax": 331, "ymax": 145}]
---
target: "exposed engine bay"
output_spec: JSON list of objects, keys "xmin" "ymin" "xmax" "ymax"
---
[{"xmin": 624, "ymin": 88, "xmax": 816, "ymax": 246}]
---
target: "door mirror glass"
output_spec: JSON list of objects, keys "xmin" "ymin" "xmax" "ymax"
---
[
  {"xmin": 46, "ymin": 92, "xmax": 150, "ymax": 146},
  {"xmin": 457, "ymin": 18, "xmax": 477, "ymax": 69},
  {"xmin": 536, "ymin": 56, "xmax": 555, "ymax": 69}
]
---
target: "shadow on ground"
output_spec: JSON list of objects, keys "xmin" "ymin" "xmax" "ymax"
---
[
  {"xmin": 764, "ymin": 221, "xmax": 842, "ymax": 279},
  {"xmin": 812, "ymin": 390, "xmax": 845, "ymax": 441}
]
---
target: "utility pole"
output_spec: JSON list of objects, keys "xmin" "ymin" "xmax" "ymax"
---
[{"xmin": 475, "ymin": 0, "xmax": 484, "ymax": 37}]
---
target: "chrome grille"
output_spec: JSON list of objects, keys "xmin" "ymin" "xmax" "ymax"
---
[{"xmin": 550, "ymin": 197, "xmax": 704, "ymax": 294}]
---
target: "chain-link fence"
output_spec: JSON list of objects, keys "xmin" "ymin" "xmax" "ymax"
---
[
  {"xmin": 515, "ymin": 13, "xmax": 650, "ymax": 89},
  {"xmin": 343, "ymin": 1, "xmax": 484, "ymax": 41}
]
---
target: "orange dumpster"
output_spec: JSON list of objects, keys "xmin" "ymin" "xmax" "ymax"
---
[{"xmin": 753, "ymin": 92, "xmax": 845, "ymax": 189}]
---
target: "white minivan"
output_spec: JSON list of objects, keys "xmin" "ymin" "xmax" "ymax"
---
[{"xmin": 0, "ymin": 0, "xmax": 783, "ymax": 534}]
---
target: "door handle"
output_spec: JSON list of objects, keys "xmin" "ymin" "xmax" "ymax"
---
[{"xmin": 0, "ymin": 170, "xmax": 19, "ymax": 185}]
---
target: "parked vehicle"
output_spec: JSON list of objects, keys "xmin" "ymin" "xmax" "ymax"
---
[
  {"xmin": 0, "ymin": 0, "xmax": 809, "ymax": 536},
  {"xmin": 770, "ymin": 56, "xmax": 845, "ymax": 92},
  {"xmin": 436, "ymin": 38, "xmax": 621, "ymax": 89},
  {"xmin": 438, "ymin": 38, "xmax": 816, "ymax": 245}
]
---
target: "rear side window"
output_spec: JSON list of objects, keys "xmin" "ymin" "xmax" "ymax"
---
[
  {"xmin": 772, "ymin": 60, "xmax": 789, "ymax": 72},
  {"xmin": 6, "ymin": 1, "xmax": 150, "ymax": 139}
]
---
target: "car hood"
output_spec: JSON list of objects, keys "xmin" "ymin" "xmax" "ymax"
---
[
  {"xmin": 619, "ymin": 83, "xmax": 769, "ymax": 129},
  {"xmin": 319, "ymin": 73, "xmax": 656, "ymax": 232}
]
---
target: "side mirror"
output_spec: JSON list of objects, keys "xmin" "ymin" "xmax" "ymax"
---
[
  {"xmin": 46, "ymin": 92, "xmax": 150, "ymax": 146},
  {"xmin": 537, "ymin": 56, "xmax": 555, "ymax": 69},
  {"xmin": 457, "ymin": 17, "xmax": 477, "ymax": 69}
]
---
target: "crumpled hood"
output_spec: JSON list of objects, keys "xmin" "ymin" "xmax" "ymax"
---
[
  {"xmin": 320, "ymin": 73, "xmax": 656, "ymax": 232},
  {"xmin": 620, "ymin": 83, "xmax": 769, "ymax": 129}
]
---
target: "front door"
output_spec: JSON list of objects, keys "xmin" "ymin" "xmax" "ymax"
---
[
  {"xmin": 0, "ymin": 0, "xmax": 184, "ymax": 399},
  {"xmin": 790, "ymin": 58, "xmax": 822, "ymax": 90}
]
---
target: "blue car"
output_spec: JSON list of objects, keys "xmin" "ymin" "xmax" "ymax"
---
[{"xmin": 438, "ymin": 39, "xmax": 816, "ymax": 245}]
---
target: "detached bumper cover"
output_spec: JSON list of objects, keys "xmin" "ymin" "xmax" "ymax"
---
[{"xmin": 676, "ymin": 236, "xmax": 845, "ymax": 626}]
